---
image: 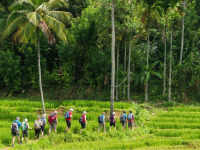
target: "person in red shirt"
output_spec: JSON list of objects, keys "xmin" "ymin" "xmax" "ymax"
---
[
  {"xmin": 64, "ymin": 108, "xmax": 73, "ymax": 133},
  {"xmin": 48, "ymin": 111, "xmax": 58, "ymax": 134},
  {"xmin": 80, "ymin": 111, "xmax": 87, "ymax": 133},
  {"xmin": 127, "ymin": 111, "xmax": 135, "ymax": 130}
]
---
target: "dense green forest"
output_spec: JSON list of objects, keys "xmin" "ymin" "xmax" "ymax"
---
[{"xmin": 0, "ymin": 0, "xmax": 199, "ymax": 102}]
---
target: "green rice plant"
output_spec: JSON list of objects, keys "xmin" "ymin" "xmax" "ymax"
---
[
  {"xmin": 152, "ymin": 129, "xmax": 200, "ymax": 138},
  {"xmin": 157, "ymin": 111, "xmax": 200, "ymax": 118},
  {"xmin": 0, "ymin": 100, "xmax": 42, "ymax": 108},
  {"xmin": 0, "ymin": 107, "xmax": 15, "ymax": 114},
  {"xmin": 151, "ymin": 117, "xmax": 200, "ymax": 124},
  {"xmin": 149, "ymin": 122, "xmax": 200, "ymax": 129},
  {"xmin": 168, "ymin": 107, "xmax": 200, "ymax": 112},
  {"xmin": 0, "ymin": 112, "xmax": 36, "ymax": 121},
  {"xmin": 15, "ymin": 107, "xmax": 37, "ymax": 113}
]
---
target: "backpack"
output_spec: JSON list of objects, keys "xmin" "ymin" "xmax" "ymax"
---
[
  {"xmin": 64, "ymin": 112, "xmax": 70, "ymax": 119},
  {"xmin": 110, "ymin": 115, "xmax": 114, "ymax": 122},
  {"xmin": 22, "ymin": 122, "xmax": 28, "ymax": 131},
  {"xmin": 120, "ymin": 114, "xmax": 125, "ymax": 123},
  {"xmin": 48, "ymin": 113, "xmax": 56, "ymax": 123},
  {"xmin": 127, "ymin": 113, "xmax": 133, "ymax": 120},
  {"xmin": 79, "ymin": 116, "xmax": 83, "ymax": 123},
  {"xmin": 98, "ymin": 115, "xmax": 103, "ymax": 123},
  {"xmin": 11, "ymin": 121, "xmax": 18, "ymax": 133},
  {"xmin": 41, "ymin": 117, "xmax": 46, "ymax": 126},
  {"xmin": 34, "ymin": 121, "xmax": 40, "ymax": 129}
]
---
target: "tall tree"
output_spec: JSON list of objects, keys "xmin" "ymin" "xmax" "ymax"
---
[
  {"xmin": 116, "ymin": 44, "xmax": 119, "ymax": 101},
  {"xmin": 4, "ymin": 0, "xmax": 72, "ymax": 113},
  {"xmin": 180, "ymin": 0, "xmax": 185, "ymax": 64},
  {"xmin": 110, "ymin": 0, "xmax": 115, "ymax": 115},
  {"xmin": 127, "ymin": 36, "xmax": 131, "ymax": 101},
  {"xmin": 142, "ymin": 0, "xmax": 157, "ymax": 103},
  {"xmin": 157, "ymin": 0, "xmax": 180, "ymax": 99},
  {"xmin": 169, "ymin": 25, "xmax": 173, "ymax": 102},
  {"xmin": 157, "ymin": 0, "xmax": 176, "ymax": 98},
  {"xmin": 123, "ymin": 38, "xmax": 127, "ymax": 98}
]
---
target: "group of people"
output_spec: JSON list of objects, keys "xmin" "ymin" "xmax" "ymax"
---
[
  {"xmin": 98, "ymin": 111, "xmax": 136, "ymax": 132},
  {"xmin": 11, "ymin": 108, "xmax": 135, "ymax": 147}
]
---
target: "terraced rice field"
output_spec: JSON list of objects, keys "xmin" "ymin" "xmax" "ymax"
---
[
  {"xmin": 0, "ymin": 99, "xmax": 200, "ymax": 149},
  {"xmin": 148, "ymin": 107, "xmax": 200, "ymax": 149}
]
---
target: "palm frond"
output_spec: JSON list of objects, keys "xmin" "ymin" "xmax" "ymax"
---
[
  {"xmin": 7, "ymin": 11, "xmax": 30, "ymax": 25},
  {"xmin": 19, "ymin": 21, "xmax": 37, "ymax": 44},
  {"xmin": 27, "ymin": 12, "xmax": 43, "ymax": 26},
  {"xmin": 43, "ymin": 0, "xmax": 69, "ymax": 11},
  {"xmin": 44, "ymin": 15, "xmax": 68, "ymax": 42},
  {"xmin": 4, "ymin": 16, "xmax": 27, "ymax": 38},
  {"xmin": 38, "ymin": 20, "xmax": 55, "ymax": 44},
  {"xmin": 46, "ymin": 11, "xmax": 72, "ymax": 24},
  {"xmin": 12, "ymin": 27, "xmax": 23, "ymax": 44},
  {"xmin": 9, "ymin": 0, "xmax": 35, "ymax": 11}
]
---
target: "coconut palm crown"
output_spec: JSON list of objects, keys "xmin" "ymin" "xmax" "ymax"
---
[
  {"xmin": 4, "ymin": 0, "xmax": 72, "ymax": 113},
  {"xmin": 4, "ymin": 0, "xmax": 72, "ymax": 43}
]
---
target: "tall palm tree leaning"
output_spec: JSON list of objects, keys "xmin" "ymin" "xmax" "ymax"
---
[
  {"xmin": 4, "ymin": 0, "xmax": 72, "ymax": 113},
  {"xmin": 110, "ymin": 0, "xmax": 115, "ymax": 115}
]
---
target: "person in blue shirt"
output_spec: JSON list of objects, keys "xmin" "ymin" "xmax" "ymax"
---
[
  {"xmin": 120, "ymin": 111, "xmax": 127, "ymax": 130},
  {"xmin": 11, "ymin": 117, "xmax": 22, "ymax": 147},
  {"xmin": 40, "ymin": 113, "xmax": 46, "ymax": 137},
  {"xmin": 98, "ymin": 112, "xmax": 106, "ymax": 133}
]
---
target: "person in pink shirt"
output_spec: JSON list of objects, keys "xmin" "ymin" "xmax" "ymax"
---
[
  {"xmin": 64, "ymin": 108, "xmax": 73, "ymax": 133},
  {"xmin": 80, "ymin": 111, "xmax": 87, "ymax": 133}
]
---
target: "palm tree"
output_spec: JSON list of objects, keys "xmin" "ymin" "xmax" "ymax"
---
[
  {"xmin": 127, "ymin": 36, "xmax": 131, "ymax": 101},
  {"xmin": 4, "ymin": 0, "xmax": 72, "ymax": 113},
  {"xmin": 156, "ymin": 0, "xmax": 180, "ymax": 99},
  {"xmin": 142, "ymin": 0, "xmax": 157, "ymax": 103},
  {"xmin": 110, "ymin": 0, "xmax": 115, "ymax": 115},
  {"xmin": 180, "ymin": 0, "xmax": 185, "ymax": 64}
]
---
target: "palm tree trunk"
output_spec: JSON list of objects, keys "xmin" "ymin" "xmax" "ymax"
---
[
  {"xmin": 145, "ymin": 7, "xmax": 150, "ymax": 103},
  {"xmin": 116, "ymin": 44, "xmax": 119, "ymax": 101},
  {"xmin": 110, "ymin": 0, "xmax": 115, "ymax": 115},
  {"xmin": 163, "ymin": 14, "xmax": 167, "ymax": 98},
  {"xmin": 123, "ymin": 38, "xmax": 126, "ymax": 98},
  {"xmin": 169, "ymin": 26, "xmax": 173, "ymax": 102},
  {"xmin": 37, "ymin": 27, "xmax": 45, "ymax": 113},
  {"xmin": 127, "ymin": 37, "xmax": 131, "ymax": 101},
  {"xmin": 180, "ymin": 0, "xmax": 185, "ymax": 64}
]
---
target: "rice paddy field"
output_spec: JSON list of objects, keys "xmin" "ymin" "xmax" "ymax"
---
[{"xmin": 0, "ymin": 98, "xmax": 200, "ymax": 149}]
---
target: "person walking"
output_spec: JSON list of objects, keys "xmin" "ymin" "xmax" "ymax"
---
[
  {"xmin": 64, "ymin": 108, "xmax": 73, "ymax": 133},
  {"xmin": 21, "ymin": 118, "xmax": 32, "ymax": 144},
  {"xmin": 127, "ymin": 111, "xmax": 135, "ymax": 130},
  {"xmin": 40, "ymin": 113, "xmax": 46, "ymax": 137},
  {"xmin": 98, "ymin": 112, "xmax": 106, "ymax": 133},
  {"xmin": 79, "ymin": 111, "xmax": 87, "ymax": 133},
  {"xmin": 120, "ymin": 111, "xmax": 127, "ymax": 130},
  {"xmin": 48, "ymin": 111, "xmax": 58, "ymax": 134},
  {"xmin": 34, "ymin": 116, "xmax": 42, "ymax": 140},
  {"xmin": 11, "ymin": 117, "xmax": 22, "ymax": 147},
  {"xmin": 108, "ymin": 112, "xmax": 116, "ymax": 131}
]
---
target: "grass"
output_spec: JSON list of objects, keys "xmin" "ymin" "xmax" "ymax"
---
[{"xmin": 0, "ymin": 98, "xmax": 200, "ymax": 149}]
